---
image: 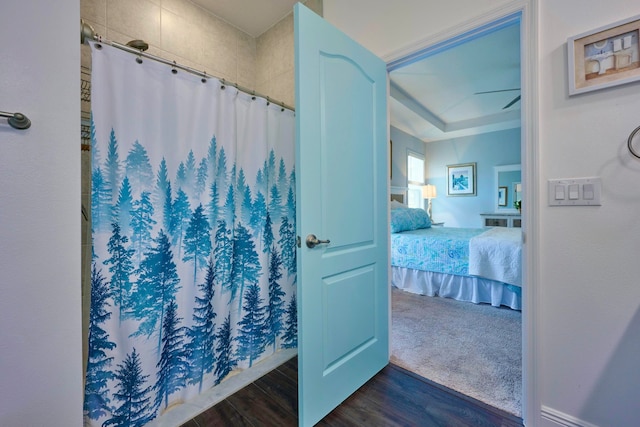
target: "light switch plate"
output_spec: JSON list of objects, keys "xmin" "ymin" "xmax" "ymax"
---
[{"xmin": 548, "ymin": 177, "xmax": 601, "ymax": 206}]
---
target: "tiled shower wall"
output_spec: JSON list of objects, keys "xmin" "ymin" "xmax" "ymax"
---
[{"xmin": 80, "ymin": 0, "xmax": 322, "ymax": 378}]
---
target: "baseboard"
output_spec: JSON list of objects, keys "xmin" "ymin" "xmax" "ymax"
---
[
  {"xmin": 147, "ymin": 348, "xmax": 298, "ymax": 427},
  {"xmin": 540, "ymin": 405, "xmax": 600, "ymax": 427}
]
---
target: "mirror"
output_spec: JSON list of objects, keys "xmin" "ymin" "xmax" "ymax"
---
[
  {"xmin": 514, "ymin": 182, "xmax": 522, "ymax": 209},
  {"xmin": 494, "ymin": 164, "xmax": 521, "ymax": 213}
]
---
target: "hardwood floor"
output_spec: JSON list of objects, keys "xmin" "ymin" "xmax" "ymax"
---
[{"xmin": 180, "ymin": 357, "xmax": 524, "ymax": 427}]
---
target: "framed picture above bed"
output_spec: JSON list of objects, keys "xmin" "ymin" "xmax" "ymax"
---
[{"xmin": 447, "ymin": 162, "xmax": 476, "ymax": 196}]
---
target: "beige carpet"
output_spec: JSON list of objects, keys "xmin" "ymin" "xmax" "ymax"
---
[{"xmin": 391, "ymin": 286, "xmax": 522, "ymax": 416}]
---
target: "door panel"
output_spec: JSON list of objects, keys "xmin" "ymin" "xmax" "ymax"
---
[
  {"xmin": 323, "ymin": 265, "xmax": 377, "ymax": 368},
  {"xmin": 320, "ymin": 54, "xmax": 375, "ymax": 247},
  {"xmin": 294, "ymin": 4, "xmax": 389, "ymax": 426}
]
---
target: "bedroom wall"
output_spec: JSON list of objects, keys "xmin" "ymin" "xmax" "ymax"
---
[
  {"xmin": 390, "ymin": 126, "xmax": 521, "ymax": 227},
  {"xmin": 425, "ymin": 128, "xmax": 521, "ymax": 227},
  {"xmin": 390, "ymin": 126, "xmax": 426, "ymax": 190},
  {"xmin": 325, "ymin": 1, "xmax": 640, "ymax": 426}
]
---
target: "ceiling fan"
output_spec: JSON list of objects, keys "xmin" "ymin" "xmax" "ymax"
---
[{"xmin": 474, "ymin": 88, "xmax": 521, "ymax": 110}]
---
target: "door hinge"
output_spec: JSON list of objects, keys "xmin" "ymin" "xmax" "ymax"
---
[{"xmin": 296, "ymin": 235, "xmax": 301, "ymax": 248}]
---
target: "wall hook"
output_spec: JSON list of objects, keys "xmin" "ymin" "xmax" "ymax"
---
[{"xmin": 0, "ymin": 111, "xmax": 31, "ymax": 130}]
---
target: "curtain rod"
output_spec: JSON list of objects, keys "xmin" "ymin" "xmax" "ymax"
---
[{"xmin": 80, "ymin": 20, "xmax": 295, "ymax": 112}]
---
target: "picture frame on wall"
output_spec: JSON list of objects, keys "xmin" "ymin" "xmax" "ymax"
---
[
  {"xmin": 447, "ymin": 162, "xmax": 476, "ymax": 196},
  {"xmin": 498, "ymin": 186, "xmax": 508, "ymax": 206},
  {"xmin": 568, "ymin": 14, "xmax": 640, "ymax": 95}
]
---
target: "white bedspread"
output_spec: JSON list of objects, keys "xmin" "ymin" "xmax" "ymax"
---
[{"xmin": 469, "ymin": 227, "xmax": 522, "ymax": 287}]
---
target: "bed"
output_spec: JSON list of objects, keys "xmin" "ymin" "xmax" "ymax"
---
[{"xmin": 390, "ymin": 205, "xmax": 522, "ymax": 310}]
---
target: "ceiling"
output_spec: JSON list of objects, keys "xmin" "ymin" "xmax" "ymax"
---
[
  {"xmin": 389, "ymin": 22, "xmax": 522, "ymax": 143},
  {"xmin": 191, "ymin": 2, "xmax": 521, "ymax": 143},
  {"xmin": 192, "ymin": 0, "xmax": 300, "ymax": 37}
]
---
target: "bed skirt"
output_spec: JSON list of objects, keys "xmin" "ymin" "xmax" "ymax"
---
[{"xmin": 391, "ymin": 266, "xmax": 521, "ymax": 310}]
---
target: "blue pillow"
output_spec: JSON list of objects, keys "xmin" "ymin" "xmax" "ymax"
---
[{"xmin": 390, "ymin": 207, "xmax": 431, "ymax": 233}]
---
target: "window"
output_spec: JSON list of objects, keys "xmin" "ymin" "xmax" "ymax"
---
[{"xmin": 407, "ymin": 151, "xmax": 424, "ymax": 208}]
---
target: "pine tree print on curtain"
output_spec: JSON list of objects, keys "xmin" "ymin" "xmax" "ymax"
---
[{"xmin": 84, "ymin": 42, "xmax": 296, "ymax": 425}]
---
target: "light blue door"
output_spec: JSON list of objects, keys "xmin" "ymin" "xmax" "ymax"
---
[{"xmin": 294, "ymin": 4, "xmax": 389, "ymax": 426}]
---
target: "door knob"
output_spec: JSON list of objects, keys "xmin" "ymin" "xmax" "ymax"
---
[{"xmin": 306, "ymin": 234, "xmax": 330, "ymax": 248}]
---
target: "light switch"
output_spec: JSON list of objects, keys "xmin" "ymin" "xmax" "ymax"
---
[
  {"xmin": 583, "ymin": 183, "xmax": 594, "ymax": 200},
  {"xmin": 548, "ymin": 177, "xmax": 601, "ymax": 206},
  {"xmin": 568, "ymin": 184, "xmax": 579, "ymax": 200}
]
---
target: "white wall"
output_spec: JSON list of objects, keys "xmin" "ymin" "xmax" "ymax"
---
[
  {"xmin": 538, "ymin": 2, "xmax": 640, "ymax": 426},
  {"xmin": 326, "ymin": 1, "xmax": 640, "ymax": 426},
  {"xmin": 325, "ymin": 0, "xmax": 514, "ymax": 59},
  {"xmin": 0, "ymin": 0, "xmax": 82, "ymax": 426}
]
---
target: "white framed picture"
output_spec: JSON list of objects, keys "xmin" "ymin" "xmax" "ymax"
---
[{"xmin": 568, "ymin": 15, "xmax": 640, "ymax": 95}]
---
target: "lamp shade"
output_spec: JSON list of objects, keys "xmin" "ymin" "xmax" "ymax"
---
[{"xmin": 422, "ymin": 184, "xmax": 437, "ymax": 199}]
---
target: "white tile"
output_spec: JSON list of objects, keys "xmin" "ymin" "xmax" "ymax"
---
[{"xmin": 107, "ymin": 0, "xmax": 161, "ymax": 48}]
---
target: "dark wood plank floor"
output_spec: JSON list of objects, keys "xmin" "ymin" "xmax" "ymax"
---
[{"xmin": 180, "ymin": 357, "xmax": 524, "ymax": 427}]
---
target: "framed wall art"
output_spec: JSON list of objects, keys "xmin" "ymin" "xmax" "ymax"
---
[
  {"xmin": 447, "ymin": 162, "xmax": 476, "ymax": 196},
  {"xmin": 568, "ymin": 14, "xmax": 640, "ymax": 95}
]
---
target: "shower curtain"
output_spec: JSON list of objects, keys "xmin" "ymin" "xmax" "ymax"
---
[{"xmin": 84, "ymin": 42, "xmax": 296, "ymax": 425}]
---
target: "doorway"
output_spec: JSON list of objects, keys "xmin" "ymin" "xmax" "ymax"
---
[{"xmin": 386, "ymin": 10, "xmax": 527, "ymax": 419}]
